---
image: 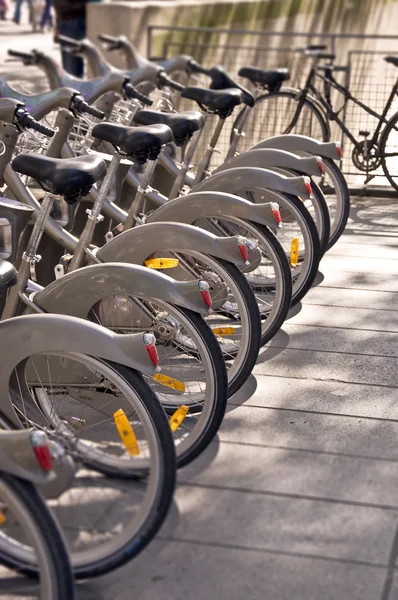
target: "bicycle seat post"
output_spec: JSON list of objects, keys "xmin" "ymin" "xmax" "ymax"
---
[
  {"xmin": 192, "ymin": 116, "xmax": 225, "ymax": 186},
  {"xmin": 69, "ymin": 152, "xmax": 121, "ymax": 271},
  {"xmin": 169, "ymin": 125, "xmax": 207, "ymax": 200},
  {"xmin": 1, "ymin": 192, "xmax": 55, "ymax": 320}
]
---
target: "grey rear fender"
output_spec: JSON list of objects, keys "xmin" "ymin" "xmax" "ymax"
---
[
  {"xmin": 0, "ymin": 429, "xmax": 55, "ymax": 484},
  {"xmin": 250, "ymin": 135, "xmax": 341, "ymax": 161},
  {"xmin": 97, "ymin": 221, "xmax": 247, "ymax": 267},
  {"xmin": 214, "ymin": 148, "xmax": 323, "ymax": 177},
  {"xmin": 0, "ymin": 313, "xmax": 162, "ymax": 428},
  {"xmin": 146, "ymin": 191, "xmax": 277, "ymax": 229},
  {"xmin": 193, "ymin": 167, "xmax": 311, "ymax": 199},
  {"xmin": 34, "ymin": 262, "xmax": 209, "ymax": 316}
]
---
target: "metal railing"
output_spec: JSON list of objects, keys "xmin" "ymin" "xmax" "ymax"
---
[{"xmin": 147, "ymin": 26, "xmax": 398, "ymax": 187}]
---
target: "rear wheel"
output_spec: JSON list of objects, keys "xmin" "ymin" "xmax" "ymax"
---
[
  {"xmin": 380, "ymin": 111, "xmax": 398, "ymax": 193},
  {"xmin": 10, "ymin": 354, "xmax": 177, "ymax": 578},
  {"xmin": 0, "ymin": 473, "xmax": 75, "ymax": 599},
  {"xmin": 232, "ymin": 89, "xmax": 330, "ymax": 152}
]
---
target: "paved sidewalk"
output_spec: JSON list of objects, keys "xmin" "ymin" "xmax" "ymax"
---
[{"xmin": 1, "ymin": 19, "xmax": 398, "ymax": 599}]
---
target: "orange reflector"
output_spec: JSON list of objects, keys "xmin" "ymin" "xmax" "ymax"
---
[
  {"xmin": 144, "ymin": 258, "xmax": 179, "ymax": 269},
  {"xmin": 212, "ymin": 326, "xmax": 236, "ymax": 336},
  {"xmin": 290, "ymin": 238, "xmax": 299, "ymax": 267},
  {"xmin": 153, "ymin": 373, "xmax": 185, "ymax": 392},
  {"xmin": 113, "ymin": 409, "xmax": 140, "ymax": 455},
  {"xmin": 0, "ymin": 513, "xmax": 5, "ymax": 525},
  {"xmin": 169, "ymin": 405, "xmax": 189, "ymax": 432}
]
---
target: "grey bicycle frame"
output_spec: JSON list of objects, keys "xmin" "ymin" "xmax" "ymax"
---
[
  {"xmin": 192, "ymin": 167, "xmax": 311, "ymax": 199},
  {"xmin": 33, "ymin": 262, "xmax": 209, "ymax": 316},
  {"xmin": 97, "ymin": 221, "xmax": 247, "ymax": 267},
  {"xmin": 0, "ymin": 429, "xmax": 57, "ymax": 485},
  {"xmin": 212, "ymin": 149, "xmax": 323, "ymax": 177},
  {"xmin": 0, "ymin": 313, "xmax": 160, "ymax": 428},
  {"xmin": 250, "ymin": 135, "xmax": 341, "ymax": 161}
]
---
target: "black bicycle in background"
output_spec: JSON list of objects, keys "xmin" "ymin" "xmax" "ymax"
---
[{"xmin": 234, "ymin": 47, "xmax": 398, "ymax": 191}]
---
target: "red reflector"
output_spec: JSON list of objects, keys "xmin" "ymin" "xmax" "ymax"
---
[
  {"xmin": 304, "ymin": 177, "xmax": 312, "ymax": 196},
  {"xmin": 316, "ymin": 157, "xmax": 324, "ymax": 174},
  {"xmin": 237, "ymin": 236, "xmax": 249, "ymax": 261},
  {"xmin": 270, "ymin": 202, "xmax": 282, "ymax": 225},
  {"xmin": 198, "ymin": 281, "xmax": 212, "ymax": 308},
  {"xmin": 335, "ymin": 142, "xmax": 343, "ymax": 158},
  {"xmin": 30, "ymin": 431, "xmax": 52, "ymax": 472},
  {"xmin": 143, "ymin": 333, "xmax": 159, "ymax": 366}
]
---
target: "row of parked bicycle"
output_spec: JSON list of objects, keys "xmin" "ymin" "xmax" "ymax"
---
[{"xmin": 0, "ymin": 35, "xmax": 351, "ymax": 597}]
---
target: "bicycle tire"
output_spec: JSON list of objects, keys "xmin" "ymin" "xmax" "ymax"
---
[
  {"xmin": 11, "ymin": 357, "xmax": 177, "ymax": 579},
  {"xmin": 232, "ymin": 88, "xmax": 330, "ymax": 152},
  {"xmin": 0, "ymin": 473, "xmax": 75, "ymax": 599},
  {"xmin": 379, "ymin": 110, "xmax": 398, "ymax": 193},
  {"xmin": 318, "ymin": 157, "xmax": 350, "ymax": 250},
  {"xmin": 234, "ymin": 190, "xmax": 321, "ymax": 305},
  {"xmin": 89, "ymin": 302, "xmax": 228, "ymax": 468},
  {"xmin": 165, "ymin": 252, "xmax": 261, "ymax": 398},
  {"xmin": 195, "ymin": 216, "xmax": 292, "ymax": 346}
]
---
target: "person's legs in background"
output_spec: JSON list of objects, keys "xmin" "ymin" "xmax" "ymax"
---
[
  {"xmin": 57, "ymin": 16, "xmax": 86, "ymax": 77},
  {"xmin": 40, "ymin": 0, "xmax": 53, "ymax": 30},
  {"xmin": 13, "ymin": 0, "xmax": 23, "ymax": 23}
]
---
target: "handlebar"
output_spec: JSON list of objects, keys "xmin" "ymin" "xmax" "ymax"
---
[
  {"xmin": 14, "ymin": 107, "xmax": 55, "ymax": 137},
  {"xmin": 187, "ymin": 59, "xmax": 211, "ymax": 76},
  {"xmin": 8, "ymin": 49, "xmax": 37, "ymax": 64},
  {"xmin": 123, "ymin": 82, "xmax": 153, "ymax": 106},
  {"xmin": 98, "ymin": 33, "xmax": 124, "ymax": 51},
  {"xmin": 54, "ymin": 34, "xmax": 82, "ymax": 48},
  {"xmin": 157, "ymin": 72, "xmax": 185, "ymax": 92},
  {"xmin": 71, "ymin": 95, "xmax": 105, "ymax": 119}
]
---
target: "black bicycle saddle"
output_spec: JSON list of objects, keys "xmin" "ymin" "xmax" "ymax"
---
[
  {"xmin": 208, "ymin": 66, "xmax": 255, "ymax": 107},
  {"xmin": 133, "ymin": 110, "xmax": 204, "ymax": 146},
  {"xmin": 238, "ymin": 67, "xmax": 290, "ymax": 89},
  {"xmin": 0, "ymin": 259, "xmax": 17, "ymax": 290},
  {"xmin": 12, "ymin": 154, "xmax": 107, "ymax": 199},
  {"xmin": 92, "ymin": 122, "xmax": 173, "ymax": 160},
  {"xmin": 180, "ymin": 87, "xmax": 244, "ymax": 117}
]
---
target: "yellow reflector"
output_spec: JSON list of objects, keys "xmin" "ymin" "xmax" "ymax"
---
[
  {"xmin": 144, "ymin": 258, "xmax": 179, "ymax": 269},
  {"xmin": 0, "ymin": 512, "xmax": 5, "ymax": 525},
  {"xmin": 212, "ymin": 326, "xmax": 236, "ymax": 336},
  {"xmin": 290, "ymin": 238, "xmax": 299, "ymax": 267},
  {"xmin": 297, "ymin": 196, "xmax": 302, "ymax": 202},
  {"xmin": 153, "ymin": 373, "xmax": 185, "ymax": 392},
  {"xmin": 169, "ymin": 405, "xmax": 189, "ymax": 432},
  {"xmin": 113, "ymin": 409, "xmax": 140, "ymax": 456}
]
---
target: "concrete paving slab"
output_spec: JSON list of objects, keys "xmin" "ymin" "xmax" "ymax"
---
[
  {"xmin": 285, "ymin": 303, "xmax": 398, "ymax": 332},
  {"xmin": 272, "ymin": 323, "xmax": 398, "ymax": 356},
  {"xmin": 327, "ymin": 242, "xmax": 398, "ymax": 260},
  {"xmin": 218, "ymin": 405, "xmax": 398, "ymax": 460},
  {"xmin": 179, "ymin": 440, "xmax": 398, "ymax": 507},
  {"xmin": 302, "ymin": 287, "xmax": 398, "ymax": 310},
  {"xmin": 316, "ymin": 269, "xmax": 398, "ymax": 292},
  {"xmin": 235, "ymin": 375, "xmax": 398, "ymax": 420},
  {"xmin": 159, "ymin": 485, "xmax": 396, "ymax": 565},
  {"xmin": 77, "ymin": 538, "xmax": 387, "ymax": 600},
  {"xmin": 321, "ymin": 254, "xmax": 398, "ymax": 275}
]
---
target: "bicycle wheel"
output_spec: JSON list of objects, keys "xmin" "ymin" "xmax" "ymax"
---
[
  {"xmin": 309, "ymin": 157, "xmax": 350, "ymax": 250},
  {"xmin": 144, "ymin": 251, "xmax": 261, "ymax": 398},
  {"xmin": 232, "ymin": 89, "xmax": 330, "ymax": 153},
  {"xmin": 0, "ymin": 473, "xmax": 75, "ymax": 599},
  {"xmin": 275, "ymin": 168, "xmax": 331, "ymax": 257},
  {"xmin": 234, "ymin": 189, "xmax": 321, "ymax": 305},
  {"xmin": 89, "ymin": 300, "xmax": 228, "ymax": 467},
  {"xmin": 195, "ymin": 217, "xmax": 293, "ymax": 346},
  {"xmin": 10, "ymin": 354, "xmax": 176, "ymax": 578},
  {"xmin": 380, "ymin": 111, "xmax": 398, "ymax": 193}
]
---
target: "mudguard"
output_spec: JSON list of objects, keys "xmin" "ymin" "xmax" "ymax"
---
[
  {"xmin": 97, "ymin": 222, "xmax": 247, "ymax": 267},
  {"xmin": 0, "ymin": 313, "xmax": 160, "ymax": 428},
  {"xmin": 34, "ymin": 262, "xmax": 209, "ymax": 316},
  {"xmin": 192, "ymin": 167, "xmax": 311, "ymax": 199},
  {"xmin": 146, "ymin": 191, "xmax": 276, "ymax": 228},
  {"xmin": 250, "ymin": 135, "xmax": 341, "ymax": 161},
  {"xmin": 0, "ymin": 429, "xmax": 57, "ymax": 485},
  {"xmin": 213, "ymin": 148, "xmax": 323, "ymax": 177}
]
